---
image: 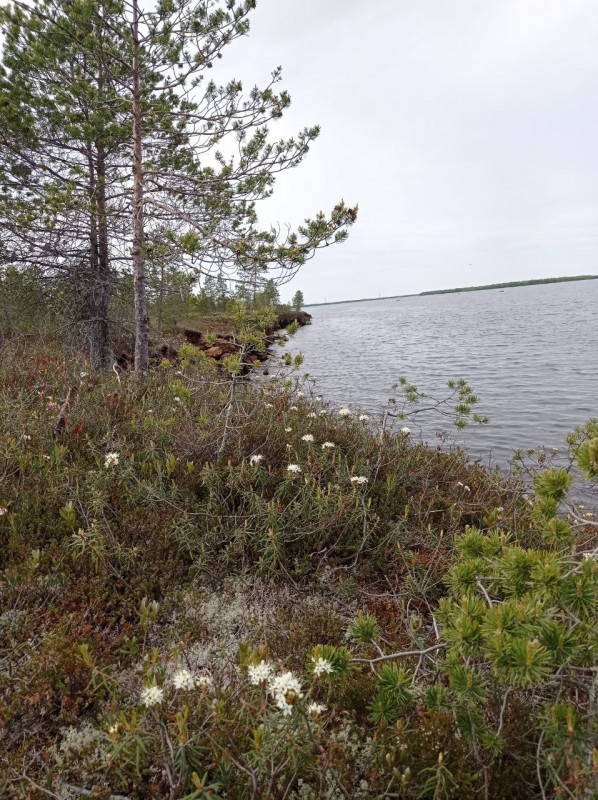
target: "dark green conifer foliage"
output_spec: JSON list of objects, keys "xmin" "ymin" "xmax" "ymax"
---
[
  {"xmin": 291, "ymin": 289, "xmax": 304, "ymax": 310},
  {"xmin": 0, "ymin": 0, "xmax": 357, "ymax": 372},
  {"xmin": 0, "ymin": 0, "xmax": 131, "ymax": 368}
]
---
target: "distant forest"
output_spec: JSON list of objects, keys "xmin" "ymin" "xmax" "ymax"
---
[{"xmin": 420, "ymin": 274, "xmax": 598, "ymax": 295}]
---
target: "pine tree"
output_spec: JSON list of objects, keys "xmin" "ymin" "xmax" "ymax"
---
[
  {"xmin": 260, "ymin": 278, "xmax": 280, "ymax": 307},
  {"xmin": 1, "ymin": 0, "xmax": 358, "ymax": 373},
  {"xmin": 291, "ymin": 289, "xmax": 304, "ymax": 311},
  {"xmin": 0, "ymin": 0, "xmax": 130, "ymax": 368}
]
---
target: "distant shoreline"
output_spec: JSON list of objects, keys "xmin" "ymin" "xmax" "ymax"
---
[
  {"xmin": 305, "ymin": 274, "xmax": 598, "ymax": 307},
  {"xmin": 419, "ymin": 274, "xmax": 598, "ymax": 296}
]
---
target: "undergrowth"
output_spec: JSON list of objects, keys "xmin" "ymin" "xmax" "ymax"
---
[{"xmin": 0, "ymin": 341, "xmax": 596, "ymax": 799}]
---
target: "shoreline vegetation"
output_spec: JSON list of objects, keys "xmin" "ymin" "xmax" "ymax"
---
[
  {"xmin": 132, "ymin": 308, "xmax": 312, "ymax": 373},
  {"xmin": 1, "ymin": 334, "xmax": 597, "ymax": 799},
  {"xmin": 305, "ymin": 273, "xmax": 598, "ymax": 307}
]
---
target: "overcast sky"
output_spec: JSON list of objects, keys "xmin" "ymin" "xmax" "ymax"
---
[{"xmin": 217, "ymin": 0, "xmax": 598, "ymax": 304}]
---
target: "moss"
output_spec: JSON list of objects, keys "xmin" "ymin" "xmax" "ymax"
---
[{"xmin": 1, "ymin": 343, "xmax": 596, "ymax": 799}]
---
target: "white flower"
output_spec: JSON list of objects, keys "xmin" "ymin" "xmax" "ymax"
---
[
  {"xmin": 268, "ymin": 671, "xmax": 303, "ymax": 715},
  {"xmin": 289, "ymin": 405, "xmax": 299, "ymax": 412},
  {"xmin": 285, "ymin": 426, "xmax": 292, "ymax": 433},
  {"xmin": 0, "ymin": 507, "xmax": 8, "ymax": 516},
  {"xmin": 350, "ymin": 476, "xmax": 368, "ymax": 485},
  {"xmin": 249, "ymin": 454, "xmax": 264, "ymax": 466},
  {"xmin": 338, "ymin": 407, "xmax": 351, "ymax": 417},
  {"xmin": 301, "ymin": 434, "xmax": 314, "ymax": 443},
  {"xmin": 307, "ymin": 702, "xmax": 327, "ymax": 716},
  {"xmin": 287, "ymin": 464, "xmax": 302, "ymax": 474},
  {"xmin": 140, "ymin": 684, "xmax": 164, "ymax": 707},
  {"xmin": 359, "ymin": 414, "xmax": 369, "ymax": 422},
  {"xmin": 196, "ymin": 673, "xmax": 213, "ymax": 690},
  {"xmin": 400, "ymin": 426, "xmax": 411, "ymax": 436},
  {"xmin": 307, "ymin": 412, "xmax": 317, "ymax": 419},
  {"xmin": 296, "ymin": 391, "xmax": 305, "ymax": 397},
  {"xmin": 174, "ymin": 396, "xmax": 182, "ymax": 403},
  {"xmin": 312, "ymin": 657, "xmax": 334, "ymax": 677},
  {"xmin": 319, "ymin": 409, "xmax": 327, "ymax": 416},
  {"xmin": 265, "ymin": 402, "xmax": 274, "ymax": 408},
  {"xmin": 172, "ymin": 669, "xmax": 196, "ymax": 691},
  {"xmin": 315, "ymin": 396, "xmax": 322, "ymax": 402},
  {"xmin": 248, "ymin": 660, "xmax": 273, "ymax": 685},
  {"xmin": 104, "ymin": 452, "xmax": 119, "ymax": 468},
  {"xmin": 22, "ymin": 434, "xmax": 31, "ymax": 441},
  {"xmin": 321, "ymin": 441, "xmax": 335, "ymax": 450}
]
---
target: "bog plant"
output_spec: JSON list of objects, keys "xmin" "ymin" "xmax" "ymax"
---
[{"xmin": 0, "ymin": 343, "xmax": 596, "ymax": 799}]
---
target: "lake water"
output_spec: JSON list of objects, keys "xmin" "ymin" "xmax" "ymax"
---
[{"xmin": 277, "ymin": 280, "xmax": 598, "ymax": 465}]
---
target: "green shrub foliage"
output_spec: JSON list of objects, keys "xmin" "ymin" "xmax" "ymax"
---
[{"xmin": 0, "ymin": 345, "xmax": 596, "ymax": 799}]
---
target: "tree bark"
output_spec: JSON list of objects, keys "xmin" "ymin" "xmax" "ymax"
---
[
  {"xmin": 157, "ymin": 258, "xmax": 165, "ymax": 341},
  {"xmin": 131, "ymin": 0, "xmax": 148, "ymax": 374},
  {"xmin": 96, "ymin": 143, "xmax": 112, "ymax": 370},
  {"xmin": 85, "ymin": 141, "xmax": 103, "ymax": 370}
]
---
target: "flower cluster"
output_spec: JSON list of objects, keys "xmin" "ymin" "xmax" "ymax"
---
[
  {"xmin": 140, "ymin": 684, "xmax": 164, "ymax": 707},
  {"xmin": 287, "ymin": 464, "xmax": 302, "ymax": 474},
  {"xmin": 248, "ymin": 660, "xmax": 274, "ymax": 685},
  {"xmin": 249, "ymin": 454, "xmax": 264, "ymax": 466},
  {"xmin": 350, "ymin": 476, "xmax": 368, "ymax": 486},
  {"xmin": 321, "ymin": 441, "xmax": 335, "ymax": 450},
  {"xmin": 104, "ymin": 452, "xmax": 119, "ymax": 468},
  {"xmin": 267, "ymin": 671, "xmax": 303, "ymax": 716},
  {"xmin": 338, "ymin": 407, "xmax": 351, "ymax": 417},
  {"xmin": 312, "ymin": 657, "xmax": 334, "ymax": 677},
  {"xmin": 248, "ymin": 661, "xmax": 310, "ymax": 716},
  {"xmin": 172, "ymin": 669, "xmax": 197, "ymax": 690},
  {"xmin": 301, "ymin": 434, "xmax": 314, "ymax": 443}
]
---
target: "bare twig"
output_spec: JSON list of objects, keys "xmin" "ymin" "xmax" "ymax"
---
[
  {"xmin": 351, "ymin": 642, "xmax": 446, "ymax": 665},
  {"xmin": 52, "ymin": 385, "xmax": 78, "ymax": 436}
]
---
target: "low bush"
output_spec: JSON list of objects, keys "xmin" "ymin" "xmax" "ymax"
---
[{"xmin": 0, "ymin": 342, "xmax": 596, "ymax": 799}]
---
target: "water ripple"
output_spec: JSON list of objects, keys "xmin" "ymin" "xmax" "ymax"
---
[{"xmin": 276, "ymin": 281, "xmax": 598, "ymax": 463}]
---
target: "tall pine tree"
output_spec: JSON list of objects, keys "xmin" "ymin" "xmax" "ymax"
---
[{"xmin": 1, "ymin": 0, "xmax": 357, "ymax": 373}]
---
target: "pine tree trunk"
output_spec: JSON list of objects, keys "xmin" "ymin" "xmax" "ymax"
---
[
  {"xmin": 157, "ymin": 259, "xmax": 165, "ymax": 341},
  {"xmin": 85, "ymin": 143, "xmax": 103, "ymax": 370},
  {"xmin": 96, "ymin": 144, "xmax": 112, "ymax": 370},
  {"xmin": 131, "ymin": 0, "xmax": 148, "ymax": 374}
]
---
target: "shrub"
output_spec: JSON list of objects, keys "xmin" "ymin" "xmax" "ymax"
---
[{"xmin": 0, "ymin": 343, "xmax": 596, "ymax": 799}]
